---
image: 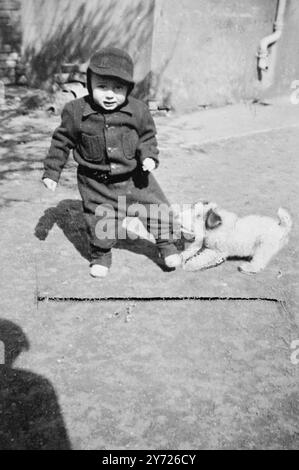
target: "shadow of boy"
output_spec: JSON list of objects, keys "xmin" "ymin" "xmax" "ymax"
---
[{"xmin": 0, "ymin": 319, "xmax": 71, "ymax": 450}]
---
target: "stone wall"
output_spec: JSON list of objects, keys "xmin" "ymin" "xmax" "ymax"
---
[
  {"xmin": 20, "ymin": 0, "xmax": 155, "ymax": 95},
  {"xmin": 151, "ymin": 0, "xmax": 299, "ymax": 111},
  {"xmin": 3, "ymin": 0, "xmax": 299, "ymax": 109}
]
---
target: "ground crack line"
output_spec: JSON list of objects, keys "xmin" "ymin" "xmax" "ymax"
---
[{"xmin": 36, "ymin": 295, "xmax": 285, "ymax": 303}]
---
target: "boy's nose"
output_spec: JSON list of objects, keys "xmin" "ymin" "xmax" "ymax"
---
[{"xmin": 105, "ymin": 89, "xmax": 114, "ymax": 99}]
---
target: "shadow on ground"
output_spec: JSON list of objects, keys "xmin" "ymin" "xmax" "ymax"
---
[
  {"xmin": 0, "ymin": 319, "xmax": 71, "ymax": 450},
  {"xmin": 34, "ymin": 199, "xmax": 175, "ymax": 272}
]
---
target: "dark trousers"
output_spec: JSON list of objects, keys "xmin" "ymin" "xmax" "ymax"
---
[{"xmin": 77, "ymin": 166, "xmax": 180, "ymax": 267}]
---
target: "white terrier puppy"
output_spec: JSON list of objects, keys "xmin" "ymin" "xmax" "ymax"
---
[{"xmin": 183, "ymin": 203, "xmax": 292, "ymax": 274}]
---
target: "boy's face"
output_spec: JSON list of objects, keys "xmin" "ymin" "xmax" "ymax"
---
[{"xmin": 91, "ymin": 74, "xmax": 128, "ymax": 111}]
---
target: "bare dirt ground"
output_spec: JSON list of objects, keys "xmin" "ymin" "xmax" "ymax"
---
[{"xmin": 0, "ymin": 88, "xmax": 298, "ymax": 449}]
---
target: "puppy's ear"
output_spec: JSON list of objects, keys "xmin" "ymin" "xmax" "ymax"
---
[{"xmin": 205, "ymin": 209, "xmax": 222, "ymax": 230}]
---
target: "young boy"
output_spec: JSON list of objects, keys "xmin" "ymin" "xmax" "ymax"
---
[{"xmin": 43, "ymin": 47, "xmax": 181, "ymax": 277}]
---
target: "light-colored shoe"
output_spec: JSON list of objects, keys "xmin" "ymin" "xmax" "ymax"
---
[
  {"xmin": 90, "ymin": 264, "xmax": 109, "ymax": 278},
  {"xmin": 164, "ymin": 254, "xmax": 182, "ymax": 268}
]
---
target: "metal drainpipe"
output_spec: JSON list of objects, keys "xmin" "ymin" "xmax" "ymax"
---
[{"xmin": 257, "ymin": 0, "xmax": 287, "ymax": 79}]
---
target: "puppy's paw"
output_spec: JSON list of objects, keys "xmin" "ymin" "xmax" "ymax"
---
[
  {"xmin": 238, "ymin": 263, "xmax": 260, "ymax": 275},
  {"xmin": 183, "ymin": 249, "xmax": 225, "ymax": 272}
]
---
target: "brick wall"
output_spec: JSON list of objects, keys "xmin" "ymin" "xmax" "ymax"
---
[{"xmin": 0, "ymin": 0, "xmax": 21, "ymax": 83}]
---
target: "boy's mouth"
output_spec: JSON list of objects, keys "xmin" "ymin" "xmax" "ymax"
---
[{"xmin": 103, "ymin": 101, "xmax": 117, "ymax": 108}]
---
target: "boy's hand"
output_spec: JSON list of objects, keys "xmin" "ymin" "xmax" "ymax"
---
[
  {"xmin": 142, "ymin": 157, "xmax": 156, "ymax": 172},
  {"xmin": 42, "ymin": 178, "xmax": 57, "ymax": 191}
]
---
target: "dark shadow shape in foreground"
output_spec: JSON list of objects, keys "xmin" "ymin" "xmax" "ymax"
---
[
  {"xmin": 0, "ymin": 319, "xmax": 71, "ymax": 450},
  {"xmin": 34, "ymin": 199, "xmax": 177, "ymax": 272}
]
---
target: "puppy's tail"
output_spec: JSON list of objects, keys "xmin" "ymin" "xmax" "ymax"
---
[{"xmin": 277, "ymin": 208, "xmax": 292, "ymax": 233}]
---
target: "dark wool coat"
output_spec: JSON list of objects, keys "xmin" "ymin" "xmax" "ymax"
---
[{"xmin": 43, "ymin": 95, "xmax": 159, "ymax": 182}]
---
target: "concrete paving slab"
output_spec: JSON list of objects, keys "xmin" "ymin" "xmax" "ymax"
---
[
  {"xmin": 5, "ymin": 300, "xmax": 297, "ymax": 450},
  {"xmin": 156, "ymin": 97, "xmax": 299, "ymax": 149}
]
